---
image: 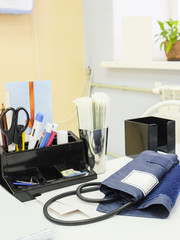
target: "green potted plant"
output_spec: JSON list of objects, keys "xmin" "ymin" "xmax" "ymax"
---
[{"xmin": 155, "ymin": 19, "xmax": 180, "ymax": 60}]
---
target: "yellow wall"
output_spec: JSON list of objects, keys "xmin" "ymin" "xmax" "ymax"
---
[{"xmin": 0, "ymin": 0, "xmax": 85, "ymax": 135}]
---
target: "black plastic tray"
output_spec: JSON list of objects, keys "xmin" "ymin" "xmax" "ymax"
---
[{"xmin": 0, "ymin": 131, "xmax": 97, "ymax": 202}]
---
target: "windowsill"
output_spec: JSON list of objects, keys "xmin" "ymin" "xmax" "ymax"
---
[{"xmin": 100, "ymin": 60, "xmax": 180, "ymax": 70}]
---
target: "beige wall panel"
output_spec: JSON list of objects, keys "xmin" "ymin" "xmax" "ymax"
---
[{"xmin": 0, "ymin": 0, "xmax": 85, "ymax": 135}]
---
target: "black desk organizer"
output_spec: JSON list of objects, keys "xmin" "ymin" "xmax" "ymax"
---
[
  {"xmin": 0, "ymin": 131, "xmax": 97, "ymax": 202},
  {"xmin": 125, "ymin": 116, "xmax": 175, "ymax": 157}
]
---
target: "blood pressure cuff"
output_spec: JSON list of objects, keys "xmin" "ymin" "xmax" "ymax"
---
[{"xmin": 97, "ymin": 150, "xmax": 180, "ymax": 218}]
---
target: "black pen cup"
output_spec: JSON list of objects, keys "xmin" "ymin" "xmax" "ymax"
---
[{"xmin": 125, "ymin": 116, "xmax": 175, "ymax": 157}]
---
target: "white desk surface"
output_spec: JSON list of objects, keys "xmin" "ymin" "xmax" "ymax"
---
[
  {"xmin": 0, "ymin": 156, "xmax": 180, "ymax": 240},
  {"xmin": 21, "ymin": 156, "xmax": 180, "ymax": 240},
  {"xmin": 0, "ymin": 185, "xmax": 51, "ymax": 240}
]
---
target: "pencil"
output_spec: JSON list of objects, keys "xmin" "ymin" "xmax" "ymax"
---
[
  {"xmin": 1, "ymin": 103, "xmax": 8, "ymax": 130},
  {"xmin": 1, "ymin": 104, "xmax": 8, "ymax": 150}
]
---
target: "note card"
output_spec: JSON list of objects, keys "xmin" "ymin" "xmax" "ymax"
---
[{"xmin": 5, "ymin": 80, "xmax": 53, "ymax": 135}]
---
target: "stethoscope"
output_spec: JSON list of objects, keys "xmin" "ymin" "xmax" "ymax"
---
[{"xmin": 43, "ymin": 182, "xmax": 134, "ymax": 226}]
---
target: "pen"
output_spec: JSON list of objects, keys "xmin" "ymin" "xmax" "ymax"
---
[
  {"xmin": 28, "ymin": 112, "xmax": 44, "ymax": 149},
  {"xmin": 12, "ymin": 182, "xmax": 38, "ymax": 186},
  {"xmin": 39, "ymin": 122, "xmax": 52, "ymax": 148},
  {"xmin": 46, "ymin": 123, "xmax": 58, "ymax": 147},
  {"xmin": 37, "ymin": 122, "xmax": 49, "ymax": 147}
]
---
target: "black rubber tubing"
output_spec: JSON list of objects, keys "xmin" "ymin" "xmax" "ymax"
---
[
  {"xmin": 76, "ymin": 182, "xmax": 120, "ymax": 203},
  {"xmin": 43, "ymin": 182, "xmax": 134, "ymax": 226}
]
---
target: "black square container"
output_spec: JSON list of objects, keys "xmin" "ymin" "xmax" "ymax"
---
[
  {"xmin": 0, "ymin": 131, "xmax": 97, "ymax": 202},
  {"xmin": 125, "ymin": 116, "xmax": 175, "ymax": 157}
]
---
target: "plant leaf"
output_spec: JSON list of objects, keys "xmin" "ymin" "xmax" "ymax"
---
[
  {"xmin": 174, "ymin": 20, "xmax": 179, "ymax": 27},
  {"xmin": 155, "ymin": 38, "xmax": 161, "ymax": 43},
  {"xmin": 156, "ymin": 19, "xmax": 180, "ymax": 51},
  {"xmin": 166, "ymin": 41, "xmax": 173, "ymax": 53},
  {"xmin": 169, "ymin": 19, "xmax": 174, "ymax": 26},
  {"xmin": 161, "ymin": 30, "xmax": 168, "ymax": 39},
  {"xmin": 172, "ymin": 37, "xmax": 178, "ymax": 43},
  {"xmin": 157, "ymin": 20, "xmax": 164, "ymax": 30},
  {"xmin": 160, "ymin": 41, "xmax": 164, "ymax": 50}
]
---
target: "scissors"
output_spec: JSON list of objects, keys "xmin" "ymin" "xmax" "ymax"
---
[{"xmin": 0, "ymin": 107, "xmax": 29, "ymax": 152}]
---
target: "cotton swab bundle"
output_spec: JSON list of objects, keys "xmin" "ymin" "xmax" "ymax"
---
[
  {"xmin": 92, "ymin": 92, "xmax": 110, "ymax": 130},
  {"xmin": 74, "ymin": 93, "xmax": 110, "ymax": 130}
]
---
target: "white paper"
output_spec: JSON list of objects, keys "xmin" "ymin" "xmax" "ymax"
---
[
  {"xmin": 57, "ymin": 191, "xmax": 105, "ymax": 218},
  {"xmin": 36, "ymin": 189, "xmax": 105, "ymax": 218},
  {"xmin": 36, "ymin": 196, "xmax": 77, "ymax": 215}
]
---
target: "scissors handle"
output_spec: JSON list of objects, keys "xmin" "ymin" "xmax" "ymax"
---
[
  {"xmin": 15, "ymin": 107, "xmax": 29, "ymax": 131},
  {"xmin": 0, "ymin": 107, "xmax": 15, "ymax": 145},
  {"xmin": 0, "ymin": 107, "xmax": 30, "ymax": 146},
  {"xmin": 13, "ymin": 107, "xmax": 29, "ymax": 144}
]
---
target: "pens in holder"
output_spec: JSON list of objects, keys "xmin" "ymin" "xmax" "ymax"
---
[
  {"xmin": 39, "ymin": 122, "xmax": 52, "ymax": 148},
  {"xmin": 28, "ymin": 112, "xmax": 44, "ymax": 150},
  {"xmin": 46, "ymin": 123, "xmax": 58, "ymax": 147}
]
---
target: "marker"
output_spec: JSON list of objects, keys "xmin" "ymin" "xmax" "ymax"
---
[
  {"xmin": 39, "ymin": 122, "xmax": 52, "ymax": 148},
  {"xmin": 28, "ymin": 112, "xmax": 44, "ymax": 149},
  {"xmin": 46, "ymin": 123, "xmax": 58, "ymax": 147}
]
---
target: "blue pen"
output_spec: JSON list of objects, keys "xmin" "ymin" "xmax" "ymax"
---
[
  {"xmin": 39, "ymin": 122, "xmax": 52, "ymax": 148},
  {"xmin": 13, "ymin": 182, "xmax": 36, "ymax": 186}
]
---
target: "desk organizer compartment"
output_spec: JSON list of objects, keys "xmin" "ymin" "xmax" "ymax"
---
[
  {"xmin": 0, "ymin": 131, "xmax": 97, "ymax": 202},
  {"xmin": 125, "ymin": 116, "xmax": 175, "ymax": 157}
]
